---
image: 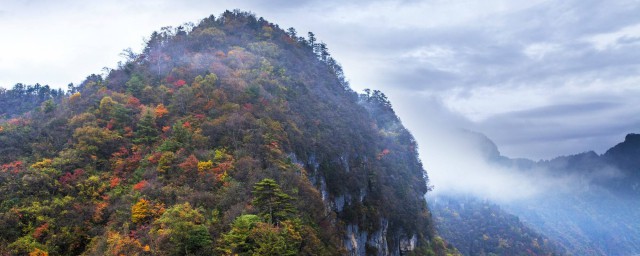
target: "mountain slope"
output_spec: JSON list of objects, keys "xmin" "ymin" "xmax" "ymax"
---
[
  {"xmin": 428, "ymin": 130, "xmax": 640, "ymax": 255},
  {"xmin": 508, "ymin": 133, "xmax": 640, "ymax": 255},
  {"xmin": 0, "ymin": 10, "xmax": 455, "ymax": 256},
  {"xmin": 429, "ymin": 196, "xmax": 565, "ymax": 256}
]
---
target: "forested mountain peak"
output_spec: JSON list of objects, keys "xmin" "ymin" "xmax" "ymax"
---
[{"xmin": 0, "ymin": 10, "xmax": 457, "ymax": 256}]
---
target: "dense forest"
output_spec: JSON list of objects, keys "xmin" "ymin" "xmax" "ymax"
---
[
  {"xmin": 0, "ymin": 83, "xmax": 66, "ymax": 118},
  {"xmin": 429, "ymin": 196, "xmax": 565, "ymax": 256},
  {"xmin": 0, "ymin": 10, "xmax": 458, "ymax": 256}
]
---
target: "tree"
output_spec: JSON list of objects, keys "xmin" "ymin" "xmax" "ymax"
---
[
  {"xmin": 150, "ymin": 203, "xmax": 212, "ymax": 255},
  {"xmin": 134, "ymin": 109, "xmax": 158, "ymax": 145},
  {"xmin": 125, "ymin": 74, "xmax": 145, "ymax": 97},
  {"xmin": 131, "ymin": 198, "xmax": 164, "ymax": 224},
  {"xmin": 73, "ymin": 125, "xmax": 123, "ymax": 160},
  {"xmin": 286, "ymin": 27, "xmax": 297, "ymax": 38},
  {"xmin": 41, "ymin": 99, "xmax": 55, "ymax": 114},
  {"xmin": 29, "ymin": 248, "xmax": 49, "ymax": 256},
  {"xmin": 68, "ymin": 92, "xmax": 81, "ymax": 105},
  {"xmin": 154, "ymin": 104, "xmax": 169, "ymax": 118},
  {"xmin": 252, "ymin": 179, "xmax": 295, "ymax": 225},
  {"xmin": 307, "ymin": 32, "xmax": 316, "ymax": 48},
  {"xmin": 178, "ymin": 154, "xmax": 198, "ymax": 172},
  {"xmin": 171, "ymin": 86, "xmax": 195, "ymax": 115},
  {"xmin": 131, "ymin": 198, "xmax": 152, "ymax": 224},
  {"xmin": 315, "ymin": 42, "xmax": 329, "ymax": 62},
  {"xmin": 218, "ymin": 214, "xmax": 261, "ymax": 255},
  {"xmin": 248, "ymin": 221, "xmax": 301, "ymax": 256},
  {"xmin": 99, "ymin": 96, "xmax": 116, "ymax": 117},
  {"xmin": 197, "ymin": 160, "xmax": 213, "ymax": 173},
  {"xmin": 105, "ymin": 231, "xmax": 145, "ymax": 255},
  {"xmin": 219, "ymin": 215, "xmax": 317, "ymax": 256}
]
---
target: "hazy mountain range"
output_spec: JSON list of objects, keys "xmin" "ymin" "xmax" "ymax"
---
[{"xmin": 429, "ymin": 130, "xmax": 640, "ymax": 255}]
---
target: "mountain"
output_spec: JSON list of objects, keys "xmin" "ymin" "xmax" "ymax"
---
[
  {"xmin": 508, "ymin": 133, "xmax": 640, "ymax": 255},
  {"xmin": 429, "ymin": 196, "xmax": 565, "ymax": 256},
  {"xmin": 0, "ymin": 10, "xmax": 457, "ymax": 256},
  {"xmin": 429, "ymin": 130, "xmax": 640, "ymax": 255},
  {"xmin": 602, "ymin": 133, "xmax": 640, "ymax": 195},
  {"xmin": 604, "ymin": 133, "xmax": 640, "ymax": 170}
]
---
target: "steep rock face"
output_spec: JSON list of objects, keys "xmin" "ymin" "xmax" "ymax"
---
[
  {"xmin": 0, "ymin": 10, "xmax": 453, "ymax": 255},
  {"xmin": 346, "ymin": 89, "xmax": 436, "ymax": 255}
]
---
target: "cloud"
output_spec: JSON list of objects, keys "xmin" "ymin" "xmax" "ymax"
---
[
  {"xmin": 363, "ymin": 0, "xmax": 640, "ymax": 161},
  {"xmin": 399, "ymin": 97, "xmax": 627, "ymax": 202},
  {"xmin": 472, "ymin": 87, "xmax": 640, "ymax": 159}
]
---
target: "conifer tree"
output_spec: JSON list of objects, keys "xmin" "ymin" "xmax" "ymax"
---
[
  {"xmin": 252, "ymin": 178, "xmax": 295, "ymax": 225},
  {"xmin": 134, "ymin": 109, "xmax": 159, "ymax": 145}
]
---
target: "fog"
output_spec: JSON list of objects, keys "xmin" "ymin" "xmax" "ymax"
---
[
  {"xmin": 419, "ymin": 126, "xmax": 538, "ymax": 202},
  {"xmin": 393, "ymin": 95, "xmax": 640, "ymax": 254},
  {"xmin": 391, "ymin": 94, "xmax": 615, "ymax": 202},
  {"xmin": 391, "ymin": 94, "xmax": 524, "ymax": 201},
  {"xmin": 420, "ymin": 127, "xmax": 626, "ymax": 203}
]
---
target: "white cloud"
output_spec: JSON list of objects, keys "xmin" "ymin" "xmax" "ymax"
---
[
  {"xmin": 421, "ymin": 128, "xmax": 541, "ymax": 202},
  {"xmin": 401, "ymin": 45, "xmax": 463, "ymax": 73},
  {"xmin": 586, "ymin": 23, "xmax": 640, "ymax": 50},
  {"xmin": 523, "ymin": 43, "xmax": 562, "ymax": 60},
  {"xmin": 442, "ymin": 85, "xmax": 551, "ymax": 122}
]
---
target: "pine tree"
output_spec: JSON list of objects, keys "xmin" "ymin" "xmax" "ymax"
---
[
  {"xmin": 252, "ymin": 178, "xmax": 296, "ymax": 225},
  {"xmin": 134, "ymin": 109, "xmax": 159, "ymax": 145}
]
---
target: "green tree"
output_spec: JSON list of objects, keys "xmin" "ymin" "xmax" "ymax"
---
[
  {"xmin": 249, "ymin": 221, "xmax": 300, "ymax": 256},
  {"xmin": 150, "ymin": 203, "xmax": 212, "ymax": 255},
  {"xmin": 125, "ymin": 74, "xmax": 145, "ymax": 97},
  {"xmin": 134, "ymin": 109, "xmax": 158, "ymax": 145},
  {"xmin": 218, "ymin": 215, "xmax": 304, "ymax": 256},
  {"xmin": 218, "ymin": 214, "xmax": 261, "ymax": 255},
  {"xmin": 252, "ymin": 178, "xmax": 295, "ymax": 225},
  {"xmin": 73, "ymin": 125, "xmax": 123, "ymax": 160},
  {"xmin": 157, "ymin": 121, "xmax": 192, "ymax": 152},
  {"xmin": 41, "ymin": 99, "xmax": 55, "ymax": 114}
]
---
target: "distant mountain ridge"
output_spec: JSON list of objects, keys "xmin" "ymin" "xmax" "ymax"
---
[
  {"xmin": 461, "ymin": 130, "xmax": 640, "ymax": 192},
  {"xmin": 536, "ymin": 133, "xmax": 640, "ymax": 196},
  {"xmin": 603, "ymin": 133, "xmax": 640, "ymax": 178},
  {"xmin": 431, "ymin": 130, "xmax": 640, "ymax": 255}
]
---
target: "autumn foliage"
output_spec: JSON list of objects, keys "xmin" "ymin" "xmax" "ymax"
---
[
  {"xmin": 0, "ymin": 10, "xmax": 439, "ymax": 256},
  {"xmin": 154, "ymin": 103, "xmax": 169, "ymax": 118}
]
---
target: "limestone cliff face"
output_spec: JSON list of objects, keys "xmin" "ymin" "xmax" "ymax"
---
[
  {"xmin": 296, "ymin": 89, "xmax": 439, "ymax": 255},
  {"xmin": 307, "ymin": 147, "xmax": 428, "ymax": 255},
  {"xmin": 342, "ymin": 220, "xmax": 417, "ymax": 256}
]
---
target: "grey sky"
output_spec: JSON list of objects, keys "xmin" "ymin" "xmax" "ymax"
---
[{"xmin": 1, "ymin": 0, "xmax": 639, "ymax": 165}]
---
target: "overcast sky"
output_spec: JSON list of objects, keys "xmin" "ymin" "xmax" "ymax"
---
[{"xmin": 2, "ymin": 0, "xmax": 640, "ymax": 165}]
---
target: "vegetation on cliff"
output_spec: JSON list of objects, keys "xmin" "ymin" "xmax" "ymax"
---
[{"xmin": 0, "ymin": 10, "xmax": 454, "ymax": 255}]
